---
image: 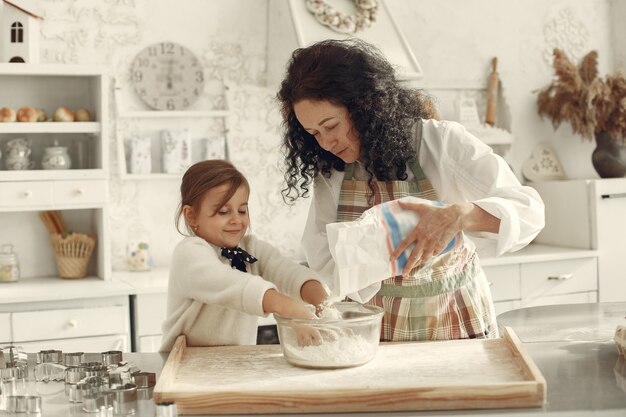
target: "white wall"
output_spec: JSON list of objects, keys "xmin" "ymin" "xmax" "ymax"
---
[{"xmin": 31, "ymin": 0, "xmax": 618, "ymax": 270}]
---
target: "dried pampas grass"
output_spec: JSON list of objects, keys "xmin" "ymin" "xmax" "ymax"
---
[{"xmin": 537, "ymin": 48, "xmax": 626, "ymax": 141}]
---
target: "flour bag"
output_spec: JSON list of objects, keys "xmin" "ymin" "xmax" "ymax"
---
[{"xmin": 326, "ymin": 196, "xmax": 465, "ymax": 300}]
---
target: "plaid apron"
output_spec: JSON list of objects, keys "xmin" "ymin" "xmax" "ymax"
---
[{"xmin": 337, "ymin": 124, "xmax": 498, "ymax": 341}]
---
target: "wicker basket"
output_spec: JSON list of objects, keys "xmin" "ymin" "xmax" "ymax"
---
[{"xmin": 50, "ymin": 233, "xmax": 96, "ymax": 279}]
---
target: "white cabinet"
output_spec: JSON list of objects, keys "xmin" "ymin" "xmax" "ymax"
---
[
  {"xmin": 531, "ymin": 179, "xmax": 626, "ymax": 302},
  {"xmin": 0, "ymin": 64, "xmax": 110, "ymax": 280},
  {"xmin": 481, "ymin": 244, "xmax": 599, "ymax": 315},
  {"xmin": 132, "ymin": 293, "xmax": 167, "ymax": 352},
  {"xmin": 1, "ymin": 296, "xmax": 130, "ymax": 353}
]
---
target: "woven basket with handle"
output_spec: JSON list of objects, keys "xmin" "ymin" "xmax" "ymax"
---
[{"xmin": 50, "ymin": 233, "xmax": 96, "ymax": 279}]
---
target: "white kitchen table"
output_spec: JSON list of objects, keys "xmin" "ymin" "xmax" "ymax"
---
[{"xmin": 2, "ymin": 303, "xmax": 625, "ymax": 416}]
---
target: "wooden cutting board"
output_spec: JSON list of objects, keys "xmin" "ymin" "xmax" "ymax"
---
[{"xmin": 153, "ymin": 327, "xmax": 545, "ymax": 414}]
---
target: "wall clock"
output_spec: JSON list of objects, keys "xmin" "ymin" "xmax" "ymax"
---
[{"xmin": 130, "ymin": 42, "xmax": 205, "ymax": 111}]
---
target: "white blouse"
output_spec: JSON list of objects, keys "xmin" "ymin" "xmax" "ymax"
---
[{"xmin": 301, "ymin": 119, "xmax": 546, "ymax": 286}]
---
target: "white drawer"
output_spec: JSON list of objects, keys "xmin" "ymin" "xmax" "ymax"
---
[
  {"xmin": 522, "ymin": 291, "xmax": 598, "ymax": 308},
  {"xmin": 12, "ymin": 305, "xmax": 128, "ymax": 342},
  {"xmin": 17, "ymin": 334, "xmax": 128, "ymax": 354},
  {"xmin": 135, "ymin": 293, "xmax": 167, "ymax": 336},
  {"xmin": 0, "ymin": 312, "xmax": 11, "ymax": 342},
  {"xmin": 53, "ymin": 180, "xmax": 107, "ymax": 205},
  {"xmin": 482, "ymin": 264, "xmax": 521, "ymax": 302},
  {"xmin": 1, "ymin": 182, "xmax": 52, "ymax": 207},
  {"xmin": 521, "ymin": 257, "xmax": 598, "ymax": 300}
]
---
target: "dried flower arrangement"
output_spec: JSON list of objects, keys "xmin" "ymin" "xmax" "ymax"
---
[{"xmin": 537, "ymin": 48, "xmax": 626, "ymax": 141}]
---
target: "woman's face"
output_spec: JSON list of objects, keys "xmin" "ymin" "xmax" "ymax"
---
[
  {"xmin": 184, "ymin": 183, "xmax": 250, "ymax": 248},
  {"xmin": 294, "ymin": 99, "xmax": 361, "ymax": 163}
]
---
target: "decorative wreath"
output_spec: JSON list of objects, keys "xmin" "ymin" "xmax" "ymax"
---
[{"xmin": 305, "ymin": 0, "xmax": 379, "ymax": 34}]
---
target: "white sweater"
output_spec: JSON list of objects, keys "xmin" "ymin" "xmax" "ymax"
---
[{"xmin": 160, "ymin": 235, "xmax": 320, "ymax": 351}]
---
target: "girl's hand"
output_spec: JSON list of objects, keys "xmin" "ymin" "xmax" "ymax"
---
[
  {"xmin": 300, "ymin": 279, "xmax": 330, "ymax": 308},
  {"xmin": 389, "ymin": 201, "xmax": 468, "ymax": 277},
  {"xmin": 263, "ymin": 289, "xmax": 316, "ymax": 320}
]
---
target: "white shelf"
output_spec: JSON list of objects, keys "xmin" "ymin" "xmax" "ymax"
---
[
  {"xmin": 120, "ymin": 173, "xmax": 182, "ymax": 180},
  {"xmin": 0, "ymin": 63, "xmax": 104, "ymax": 76},
  {"xmin": 0, "ymin": 122, "xmax": 101, "ymax": 134},
  {"xmin": 0, "ymin": 169, "xmax": 106, "ymax": 182},
  {"xmin": 118, "ymin": 110, "xmax": 229, "ymax": 119}
]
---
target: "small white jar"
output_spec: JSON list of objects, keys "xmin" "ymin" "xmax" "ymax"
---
[{"xmin": 42, "ymin": 140, "xmax": 71, "ymax": 170}]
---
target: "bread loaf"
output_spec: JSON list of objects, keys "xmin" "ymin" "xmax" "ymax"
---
[
  {"xmin": 75, "ymin": 108, "xmax": 92, "ymax": 122},
  {"xmin": 36, "ymin": 108, "xmax": 48, "ymax": 122},
  {"xmin": 0, "ymin": 106, "xmax": 16, "ymax": 122},
  {"xmin": 17, "ymin": 106, "xmax": 39, "ymax": 122},
  {"xmin": 53, "ymin": 106, "xmax": 75, "ymax": 122}
]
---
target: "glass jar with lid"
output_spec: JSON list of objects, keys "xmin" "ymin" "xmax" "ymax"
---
[{"xmin": 0, "ymin": 244, "xmax": 20, "ymax": 283}]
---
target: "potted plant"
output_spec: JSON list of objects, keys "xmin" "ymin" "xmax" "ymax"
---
[{"xmin": 537, "ymin": 48, "xmax": 626, "ymax": 178}]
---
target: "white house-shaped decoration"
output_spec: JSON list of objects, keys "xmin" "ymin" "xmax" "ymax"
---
[{"xmin": 0, "ymin": 0, "xmax": 42, "ymax": 63}]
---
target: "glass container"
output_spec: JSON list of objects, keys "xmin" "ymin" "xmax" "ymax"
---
[{"xmin": 0, "ymin": 244, "xmax": 20, "ymax": 283}]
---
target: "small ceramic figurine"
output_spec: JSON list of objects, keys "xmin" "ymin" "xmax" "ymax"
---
[
  {"xmin": 41, "ymin": 140, "xmax": 71, "ymax": 170},
  {"xmin": 4, "ymin": 138, "xmax": 34, "ymax": 170}
]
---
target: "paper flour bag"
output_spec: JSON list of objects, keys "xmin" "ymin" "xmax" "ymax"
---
[{"xmin": 326, "ymin": 196, "xmax": 463, "ymax": 298}]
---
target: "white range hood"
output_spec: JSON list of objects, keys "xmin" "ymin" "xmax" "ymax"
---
[{"xmin": 266, "ymin": 0, "xmax": 423, "ymax": 87}]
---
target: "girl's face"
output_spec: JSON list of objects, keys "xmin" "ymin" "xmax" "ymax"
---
[
  {"xmin": 294, "ymin": 99, "xmax": 361, "ymax": 163},
  {"xmin": 184, "ymin": 183, "xmax": 250, "ymax": 248}
]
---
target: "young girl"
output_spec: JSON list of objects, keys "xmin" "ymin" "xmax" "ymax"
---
[{"xmin": 160, "ymin": 160, "xmax": 329, "ymax": 352}]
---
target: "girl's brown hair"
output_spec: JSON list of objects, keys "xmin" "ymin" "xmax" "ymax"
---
[{"xmin": 175, "ymin": 160, "xmax": 250, "ymax": 236}]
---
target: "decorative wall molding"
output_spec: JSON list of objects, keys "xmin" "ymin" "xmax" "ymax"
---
[
  {"xmin": 40, "ymin": 0, "xmax": 143, "ymax": 64},
  {"xmin": 543, "ymin": 7, "xmax": 590, "ymax": 66}
]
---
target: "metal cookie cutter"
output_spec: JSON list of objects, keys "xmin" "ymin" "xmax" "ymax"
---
[
  {"xmin": 4, "ymin": 395, "xmax": 42, "ymax": 414},
  {"xmin": 110, "ymin": 382, "xmax": 138, "ymax": 416},
  {"xmin": 101, "ymin": 351, "xmax": 123, "ymax": 367},
  {"xmin": 155, "ymin": 401, "xmax": 178, "ymax": 417},
  {"xmin": 63, "ymin": 352, "xmax": 85, "ymax": 367},
  {"xmin": 35, "ymin": 349, "xmax": 66, "ymax": 382}
]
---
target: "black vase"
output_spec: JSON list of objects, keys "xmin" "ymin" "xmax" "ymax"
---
[{"xmin": 591, "ymin": 131, "xmax": 626, "ymax": 178}]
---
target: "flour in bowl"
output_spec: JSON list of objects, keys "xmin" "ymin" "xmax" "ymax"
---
[{"xmin": 282, "ymin": 332, "xmax": 375, "ymax": 368}]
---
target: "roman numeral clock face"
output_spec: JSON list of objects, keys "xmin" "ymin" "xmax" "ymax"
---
[{"xmin": 131, "ymin": 42, "xmax": 205, "ymax": 110}]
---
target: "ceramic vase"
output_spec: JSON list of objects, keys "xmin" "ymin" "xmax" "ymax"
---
[{"xmin": 591, "ymin": 131, "xmax": 626, "ymax": 178}]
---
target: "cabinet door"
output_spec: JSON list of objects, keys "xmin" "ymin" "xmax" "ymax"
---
[
  {"xmin": 522, "ymin": 291, "xmax": 597, "ymax": 308},
  {"xmin": 520, "ymin": 257, "xmax": 598, "ymax": 302},
  {"xmin": 482, "ymin": 264, "xmax": 521, "ymax": 302},
  {"xmin": 592, "ymin": 179, "xmax": 626, "ymax": 302},
  {"xmin": 12, "ymin": 305, "xmax": 128, "ymax": 342},
  {"xmin": 0, "ymin": 312, "xmax": 10, "ymax": 342},
  {"xmin": 138, "ymin": 335, "xmax": 163, "ymax": 353},
  {"xmin": 494, "ymin": 300, "xmax": 521, "ymax": 317},
  {"xmin": 16, "ymin": 334, "xmax": 128, "ymax": 353},
  {"xmin": 135, "ymin": 293, "xmax": 167, "ymax": 337}
]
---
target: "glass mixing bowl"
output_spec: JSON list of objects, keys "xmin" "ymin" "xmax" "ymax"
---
[{"xmin": 274, "ymin": 302, "xmax": 384, "ymax": 369}]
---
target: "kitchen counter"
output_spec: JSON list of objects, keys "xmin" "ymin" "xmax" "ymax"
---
[
  {"xmin": 3, "ymin": 303, "xmax": 625, "ymax": 417},
  {"xmin": 0, "ymin": 244, "xmax": 598, "ymax": 305}
]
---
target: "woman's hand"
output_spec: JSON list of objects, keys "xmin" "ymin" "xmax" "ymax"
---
[{"xmin": 390, "ymin": 201, "xmax": 500, "ymax": 277}]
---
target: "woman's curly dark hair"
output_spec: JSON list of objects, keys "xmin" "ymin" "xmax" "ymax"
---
[{"xmin": 277, "ymin": 38, "xmax": 435, "ymax": 203}]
